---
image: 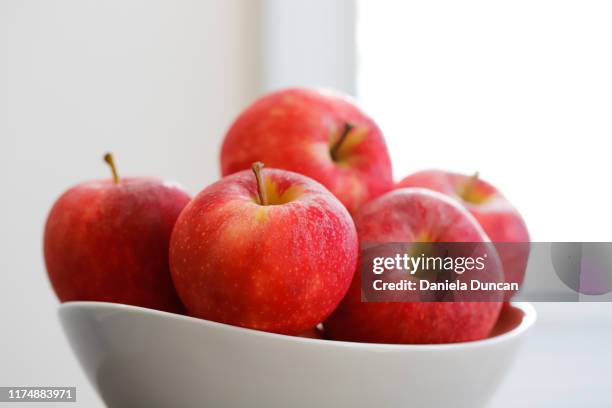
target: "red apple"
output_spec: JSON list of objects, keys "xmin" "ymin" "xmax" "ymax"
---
[
  {"xmin": 396, "ymin": 170, "xmax": 530, "ymax": 298},
  {"xmin": 220, "ymin": 88, "xmax": 393, "ymax": 213},
  {"xmin": 324, "ymin": 188, "xmax": 503, "ymax": 344},
  {"xmin": 44, "ymin": 153, "xmax": 190, "ymax": 313},
  {"xmin": 169, "ymin": 163, "xmax": 358, "ymax": 335},
  {"xmin": 170, "ymin": 163, "xmax": 358, "ymax": 334}
]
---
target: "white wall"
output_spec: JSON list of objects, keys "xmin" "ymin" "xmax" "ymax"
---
[
  {"xmin": 0, "ymin": 1, "xmax": 262, "ymax": 406},
  {"xmin": 262, "ymin": 0, "xmax": 356, "ymax": 93}
]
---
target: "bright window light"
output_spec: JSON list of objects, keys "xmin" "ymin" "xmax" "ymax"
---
[{"xmin": 357, "ymin": 0, "xmax": 612, "ymax": 241}]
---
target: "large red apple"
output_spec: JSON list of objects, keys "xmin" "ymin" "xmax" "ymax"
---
[
  {"xmin": 396, "ymin": 170, "xmax": 530, "ymax": 298},
  {"xmin": 220, "ymin": 88, "xmax": 393, "ymax": 213},
  {"xmin": 44, "ymin": 153, "xmax": 190, "ymax": 313},
  {"xmin": 324, "ymin": 188, "xmax": 503, "ymax": 344},
  {"xmin": 169, "ymin": 163, "xmax": 358, "ymax": 335}
]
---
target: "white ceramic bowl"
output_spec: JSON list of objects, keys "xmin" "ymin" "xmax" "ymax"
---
[{"xmin": 59, "ymin": 301, "xmax": 535, "ymax": 408}]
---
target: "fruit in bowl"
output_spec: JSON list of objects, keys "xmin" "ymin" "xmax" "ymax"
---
[
  {"xmin": 45, "ymin": 86, "xmax": 535, "ymax": 408},
  {"xmin": 324, "ymin": 188, "xmax": 504, "ymax": 344},
  {"xmin": 44, "ymin": 153, "xmax": 190, "ymax": 313},
  {"xmin": 396, "ymin": 170, "xmax": 530, "ymax": 298},
  {"xmin": 169, "ymin": 163, "xmax": 358, "ymax": 335},
  {"xmin": 219, "ymin": 88, "xmax": 394, "ymax": 213}
]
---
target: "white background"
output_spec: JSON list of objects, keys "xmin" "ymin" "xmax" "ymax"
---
[
  {"xmin": 0, "ymin": 1, "xmax": 261, "ymax": 406},
  {"xmin": 1, "ymin": 1, "xmax": 611, "ymax": 407},
  {"xmin": 358, "ymin": 0, "xmax": 612, "ymax": 242}
]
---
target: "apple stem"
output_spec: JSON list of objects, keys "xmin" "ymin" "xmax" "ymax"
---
[
  {"xmin": 461, "ymin": 171, "xmax": 480, "ymax": 200},
  {"xmin": 103, "ymin": 152, "xmax": 120, "ymax": 184},
  {"xmin": 251, "ymin": 161, "xmax": 268, "ymax": 205},
  {"xmin": 330, "ymin": 123, "xmax": 354, "ymax": 161}
]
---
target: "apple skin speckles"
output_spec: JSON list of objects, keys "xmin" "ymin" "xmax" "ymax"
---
[
  {"xmin": 169, "ymin": 167, "xmax": 358, "ymax": 335},
  {"xmin": 44, "ymin": 177, "xmax": 191, "ymax": 313},
  {"xmin": 220, "ymin": 87, "xmax": 393, "ymax": 213},
  {"xmin": 324, "ymin": 188, "xmax": 503, "ymax": 344},
  {"xmin": 397, "ymin": 170, "xmax": 530, "ymax": 300}
]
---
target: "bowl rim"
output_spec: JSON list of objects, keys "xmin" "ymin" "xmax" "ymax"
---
[{"xmin": 59, "ymin": 301, "xmax": 536, "ymax": 351}]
